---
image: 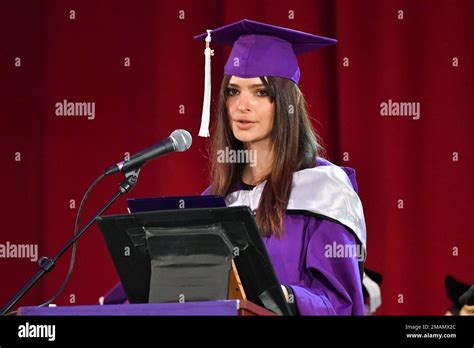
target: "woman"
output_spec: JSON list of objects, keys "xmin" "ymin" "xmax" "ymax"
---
[
  {"xmin": 102, "ymin": 20, "xmax": 366, "ymax": 316},
  {"xmin": 197, "ymin": 19, "xmax": 367, "ymax": 315}
]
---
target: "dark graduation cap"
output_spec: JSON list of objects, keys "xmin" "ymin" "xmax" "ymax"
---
[
  {"xmin": 445, "ymin": 275, "xmax": 474, "ymax": 313},
  {"xmin": 459, "ymin": 286, "xmax": 474, "ymax": 306},
  {"xmin": 193, "ymin": 19, "xmax": 337, "ymax": 137}
]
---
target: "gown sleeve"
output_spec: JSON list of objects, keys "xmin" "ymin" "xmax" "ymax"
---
[
  {"xmin": 100, "ymin": 281, "xmax": 128, "ymax": 305},
  {"xmin": 200, "ymin": 185, "xmax": 212, "ymax": 195},
  {"xmin": 287, "ymin": 217, "xmax": 364, "ymax": 315}
]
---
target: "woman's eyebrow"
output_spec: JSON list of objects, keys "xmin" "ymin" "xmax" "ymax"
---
[{"xmin": 227, "ymin": 83, "xmax": 266, "ymax": 89}]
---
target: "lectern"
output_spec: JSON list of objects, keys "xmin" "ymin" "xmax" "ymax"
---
[{"xmin": 96, "ymin": 206, "xmax": 292, "ymax": 316}]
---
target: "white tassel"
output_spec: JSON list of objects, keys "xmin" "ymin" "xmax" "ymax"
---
[
  {"xmin": 198, "ymin": 30, "xmax": 213, "ymax": 137},
  {"xmin": 363, "ymin": 272, "xmax": 382, "ymax": 314}
]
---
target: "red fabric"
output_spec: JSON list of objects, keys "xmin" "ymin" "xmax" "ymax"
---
[{"xmin": 1, "ymin": 0, "xmax": 472, "ymax": 315}]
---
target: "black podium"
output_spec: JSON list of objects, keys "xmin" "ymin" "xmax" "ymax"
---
[{"xmin": 96, "ymin": 206, "xmax": 292, "ymax": 315}]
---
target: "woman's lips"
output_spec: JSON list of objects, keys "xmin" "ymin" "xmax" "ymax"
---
[{"xmin": 234, "ymin": 120, "xmax": 256, "ymax": 130}]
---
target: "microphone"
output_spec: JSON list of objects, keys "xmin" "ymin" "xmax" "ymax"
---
[{"xmin": 104, "ymin": 129, "xmax": 192, "ymax": 176}]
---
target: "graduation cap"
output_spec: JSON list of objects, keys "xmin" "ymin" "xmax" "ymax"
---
[
  {"xmin": 459, "ymin": 286, "xmax": 474, "ymax": 306},
  {"xmin": 194, "ymin": 19, "xmax": 337, "ymax": 137},
  {"xmin": 445, "ymin": 275, "xmax": 474, "ymax": 314}
]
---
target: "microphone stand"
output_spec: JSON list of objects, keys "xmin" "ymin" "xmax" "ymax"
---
[{"xmin": 1, "ymin": 168, "xmax": 141, "ymax": 315}]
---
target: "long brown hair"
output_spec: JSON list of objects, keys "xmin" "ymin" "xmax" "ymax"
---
[{"xmin": 209, "ymin": 75, "xmax": 324, "ymax": 238}]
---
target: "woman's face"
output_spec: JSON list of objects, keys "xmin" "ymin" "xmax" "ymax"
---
[{"xmin": 226, "ymin": 76, "xmax": 275, "ymax": 145}]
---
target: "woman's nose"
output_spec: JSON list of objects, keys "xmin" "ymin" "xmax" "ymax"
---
[{"xmin": 236, "ymin": 92, "xmax": 251, "ymax": 111}]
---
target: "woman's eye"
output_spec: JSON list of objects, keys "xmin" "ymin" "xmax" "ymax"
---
[
  {"xmin": 256, "ymin": 89, "xmax": 269, "ymax": 97},
  {"xmin": 226, "ymin": 88, "xmax": 239, "ymax": 96}
]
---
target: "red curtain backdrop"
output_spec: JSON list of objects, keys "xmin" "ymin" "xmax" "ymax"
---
[{"xmin": 1, "ymin": 0, "xmax": 472, "ymax": 315}]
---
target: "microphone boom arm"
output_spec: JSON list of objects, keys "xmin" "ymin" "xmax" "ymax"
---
[{"xmin": 0, "ymin": 168, "xmax": 141, "ymax": 315}]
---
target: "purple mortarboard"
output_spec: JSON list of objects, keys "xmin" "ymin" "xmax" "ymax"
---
[{"xmin": 194, "ymin": 19, "xmax": 337, "ymax": 137}]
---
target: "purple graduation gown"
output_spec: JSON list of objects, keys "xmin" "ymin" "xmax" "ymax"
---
[
  {"xmin": 274, "ymin": 216, "xmax": 363, "ymax": 315},
  {"xmin": 101, "ymin": 158, "xmax": 365, "ymax": 316},
  {"xmin": 214, "ymin": 157, "xmax": 365, "ymax": 316}
]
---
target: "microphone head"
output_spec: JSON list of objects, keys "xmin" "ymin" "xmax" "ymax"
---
[{"xmin": 170, "ymin": 129, "xmax": 192, "ymax": 152}]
